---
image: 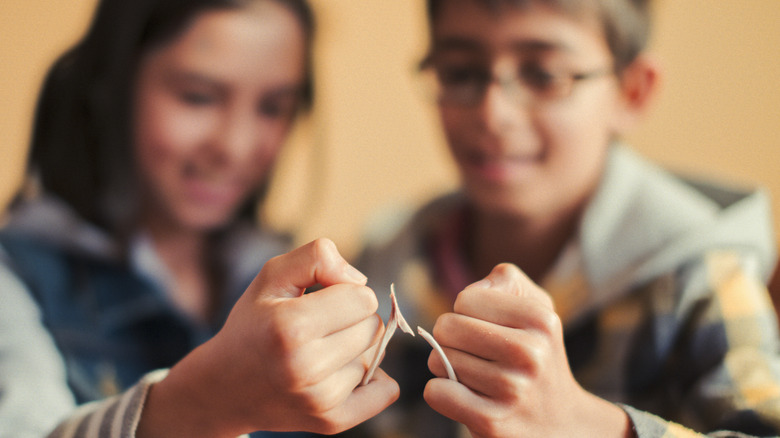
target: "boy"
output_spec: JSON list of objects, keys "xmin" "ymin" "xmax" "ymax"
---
[{"xmin": 357, "ymin": 0, "xmax": 780, "ymax": 437}]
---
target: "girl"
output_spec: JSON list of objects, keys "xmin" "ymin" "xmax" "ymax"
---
[{"xmin": 0, "ymin": 0, "xmax": 397, "ymax": 436}]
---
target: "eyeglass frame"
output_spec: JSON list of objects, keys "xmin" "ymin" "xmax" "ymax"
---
[{"xmin": 418, "ymin": 54, "xmax": 614, "ymax": 107}]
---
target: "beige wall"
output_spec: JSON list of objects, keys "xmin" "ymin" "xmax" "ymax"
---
[
  {"xmin": 2, "ymin": 1, "xmax": 779, "ymax": 258},
  {"xmin": 1, "ymin": 1, "xmax": 98, "ymax": 213}
]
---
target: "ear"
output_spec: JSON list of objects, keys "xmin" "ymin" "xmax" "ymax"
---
[{"xmin": 612, "ymin": 54, "xmax": 662, "ymax": 134}]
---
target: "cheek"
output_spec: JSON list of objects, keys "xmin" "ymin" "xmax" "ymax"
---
[
  {"xmin": 439, "ymin": 108, "xmax": 472, "ymax": 153},
  {"xmin": 134, "ymin": 97, "xmax": 210, "ymax": 182},
  {"xmin": 242, "ymin": 146, "xmax": 278, "ymax": 189},
  {"xmin": 531, "ymin": 98, "xmax": 617, "ymax": 202},
  {"xmin": 137, "ymin": 98, "xmax": 199, "ymax": 157},
  {"xmin": 540, "ymin": 94, "xmax": 617, "ymax": 163},
  {"xmin": 244, "ymin": 124, "xmax": 290, "ymax": 178}
]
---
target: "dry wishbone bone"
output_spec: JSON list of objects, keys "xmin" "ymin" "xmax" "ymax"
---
[
  {"xmin": 362, "ymin": 284, "xmax": 414, "ymax": 385},
  {"xmin": 417, "ymin": 326, "xmax": 457, "ymax": 382}
]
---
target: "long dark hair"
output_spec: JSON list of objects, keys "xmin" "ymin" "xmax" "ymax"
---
[{"xmin": 28, "ymin": 0, "xmax": 314, "ymax": 234}]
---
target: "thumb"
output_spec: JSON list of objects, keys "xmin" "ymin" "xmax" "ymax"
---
[
  {"xmin": 249, "ymin": 238, "xmax": 368, "ymax": 300},
  {"xmin": 464, "ymin": 263, "xmax": 554, "ymax": 310}
]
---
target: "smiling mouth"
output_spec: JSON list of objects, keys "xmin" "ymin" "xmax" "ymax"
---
[
  {"xmin": 460, "ymin": 150, "xmax": 543, "ymax": 182},
  {"xmin": 182, "ymin": 165, "xmax": 245, "ymax": 206}
]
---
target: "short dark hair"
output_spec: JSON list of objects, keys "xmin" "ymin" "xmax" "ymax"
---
[
  {"xmin": 425, "ymin": 0, "xmax": 651, "ymax": 72},
  {"xmin": 28, "ymin": 0, "xmax": 314, "ymax": 234}
]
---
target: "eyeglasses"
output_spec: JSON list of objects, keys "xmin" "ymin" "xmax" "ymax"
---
[{"xmin": 420, "ymin": 58, "xmax": 612, "ymax": 107}]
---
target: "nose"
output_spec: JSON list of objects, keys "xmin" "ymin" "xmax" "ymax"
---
[
  {"xmin": 209, "ymin": 107, "xmax": 263, "ymax": 166},
  {"xmin": 477, "ymin": 79, "xmax": 529, "ymax": 137}
]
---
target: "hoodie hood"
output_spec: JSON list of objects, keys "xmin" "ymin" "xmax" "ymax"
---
[
  {"xmin": 1, "ymin": 195, "xmax": 118, "ymax": 260},
  {"xmin": 0, "ymin": 194, "xmax": 291, "ymax": 297},
  {"xmin": 580, "ymin": 145, "xmax": 776, "ymax": 314}
]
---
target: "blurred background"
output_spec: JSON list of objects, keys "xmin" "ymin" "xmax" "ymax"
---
[{"xmin": 2, "ymin": 0, "xmax": 779, "ymax": 259}]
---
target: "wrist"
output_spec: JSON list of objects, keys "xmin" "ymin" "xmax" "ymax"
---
[
  {"xmin": 136, "ymin": 343, "xmax": 244, "ymax": 438},
  {"xmin": 577, "ymin": 393, "xmax": 634, "ymax": 438}
]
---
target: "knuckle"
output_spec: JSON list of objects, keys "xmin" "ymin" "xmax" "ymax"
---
[
  {"xmin": 504, "ymin": 336, "xmax": 531, "ymax": 364},
  {"xmin": 295, "ymin": 382, "xmax": 346, "ymax": 417},
  {"xmin": 498, "ymin": 374, "xmax": 526, "ymax": 401},
  {"xmin": 315, "ymin": 390, "xmax": 344, "ymax": 415},
  {"xmin": 493, "ymin": 263, "xmax": 524, "ymax": 286},
  {"xmin": 269, "ymin": 348, "xmax": 318, "ymax": 391},
  {"xmin": 290, "ymin": 384, "xmax": 326, "ymax": 413},
  {"xmin": 266, "ymin": 307, "xmax": 312, "ymax": 357},
  {"xmin": 310, "ymin": 237, "xmax": 338, "ymax": 263},
  {"xmin": 453, "ymin": 287, "xmax": 476, "ymax": 312},
  {"xmin": 541, "ymin": 293, "xmax": 555, "ymax": 311},
  {"xmin": 493, "ymin": 262, "xmax": 520, "ymax": 276},
  {"xmin": 537, "ymin": 308, "xmax": 562, "ymax": 336},
  {"xmin": 520, "ymin": 341, "xmax": 546, "ymax": 375},
  {"xmin": 271, "ymin": 357, "xmax": 303, "ymax": 390},
  {"xmin": 308, "ymin": 412, "xmax": 346, "ymax": 435},
  {"xmin": 355, "ymin": 285, "xmax": 379, "ymax": 314},
  {"xmin": 293, "ymin": 391, "xmax": 321, "ymax": 415},
  {"xmin": 492, "ymin": 263, "xmax": 527, "ymax": 297},
  {"xmin": 434, "ymin": 313, "xmax": 458, "ymax": 337},
  {"xmin": 471, "ymin": 410, "xmax": 503, "ymax": 437},
  {"xmin": 260, "ymin": 252, "xmax": 285, "ymax": 276},
  {"xmin": 264, "ymin": 313, "xmax": 290, "ymax": 350}
]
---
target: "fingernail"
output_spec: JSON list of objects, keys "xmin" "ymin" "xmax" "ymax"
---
[{"xmin": 345, "ymin": 264, "xmax": 368, "ymax": 284}]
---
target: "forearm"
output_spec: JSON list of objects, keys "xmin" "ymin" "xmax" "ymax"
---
[
  {"xmin": 46, "ymin": 370, "xmax": 165, "ymax": 438},
  {"xmin": 135, "ymin": 341, "xmax": 248, "ymax": 438}
]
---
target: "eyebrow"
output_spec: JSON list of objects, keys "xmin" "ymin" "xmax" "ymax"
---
[
  {"xmin": 162, "ymin": 69, "xmax": 303, "ymax": 97},
  {"xmin": 162, "ymin": 69, "xmax": 224, "ymax": 91},
  {"xmin": 171, "ymin": 69, "xmax": 225, "ymax": 84},
  {"xmin": 432, "ymin": 36, "xmax": 576, "ymax": 55}
]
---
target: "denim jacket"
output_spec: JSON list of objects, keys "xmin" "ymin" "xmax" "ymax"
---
[{"xmin": 0, "ymin": 195, "xmax": 293, "ymax": 437}]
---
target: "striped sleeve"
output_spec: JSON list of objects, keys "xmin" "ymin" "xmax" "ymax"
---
[{"xmin": 47, "ymin": 369, "xmax": 168, "ymax": 438}]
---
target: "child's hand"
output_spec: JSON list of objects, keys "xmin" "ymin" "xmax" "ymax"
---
[
  {"xmin": 138, "ymin": 238, "xmax": 399, "ymax": 438},
  {"xmin": 423, "ymin": 263, "xmax": 631, "ymax": 438}
]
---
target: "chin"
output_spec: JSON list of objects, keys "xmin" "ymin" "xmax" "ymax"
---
[{"xmin": 465, "ymin": 185, "xmax": 536, "ymax": 219}]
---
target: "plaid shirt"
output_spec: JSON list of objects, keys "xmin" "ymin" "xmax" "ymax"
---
[{"xmin": 356, "ymin": 146, "xmax": 780, "ymax": 438}]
